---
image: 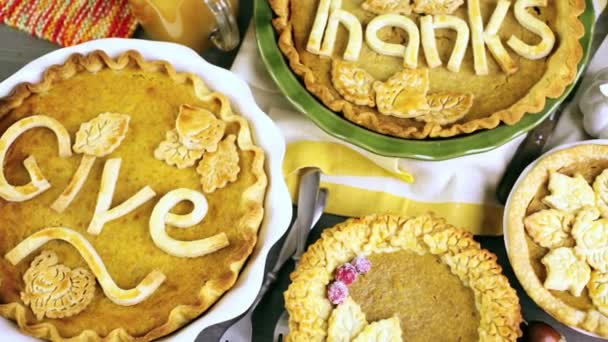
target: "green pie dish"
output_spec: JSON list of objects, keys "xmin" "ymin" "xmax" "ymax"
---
[{"xmin": 254, "ymin": 0, "xmax": 595, "ymax": 161}]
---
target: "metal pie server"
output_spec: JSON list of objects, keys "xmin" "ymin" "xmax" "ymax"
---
[{"xmin": 216, "ymin": 168, "xmax": 325, "ymax": 342}]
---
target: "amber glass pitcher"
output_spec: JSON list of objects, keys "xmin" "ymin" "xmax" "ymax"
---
[{"xmin": 128, "ymin": 0, "xmax": 240, "ymax": 52}]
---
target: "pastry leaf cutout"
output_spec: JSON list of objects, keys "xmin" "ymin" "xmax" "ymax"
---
[
  {"xmin": 351, "ymin": 316, "xmax": 402, "ymax": 341},
  {"xmin": 524, "ymin": 209, "xmax": 574, "ymax": 249},
  {"xmin": 327, "ymin": 297, "xmax": 368, "ymax": 341},
  {"xmin": 362, "ymin": 0, "xmax": 412, "ymax": 14},
  {"xmin": 175, "ymin": 104, "xmax": 225, "ymax": 152},
  {"xmin": 542, "ymin": 172, "xmax": 595, "ymax": 213},
  {"xmin": 572, "ymin": 207, "xmax": 608, "ymax": 272},
  {"xmin": 414, "ymin": 92, "xmax": 473, "ymax": 125},
  {"xmin": 73, "ymin": 113, "xmax": 130, "ymax": 157},
  {"xmin": 541, "ymin": 247, "xmax": 590, "ymax": 297},
  {"xmin": 331, "ymin": 60, "xmax": 376, "ymax": 107},
  {"xmin": 196, "ymin": 135, "xmax": 240, "ymax": 193},
  {"xmin": 154, "ymin": 129, "xmax": 205, "ymax": 169},
  {"xmin": 374, "ymin": 68, "xmax": 430, "ymax": 118}
]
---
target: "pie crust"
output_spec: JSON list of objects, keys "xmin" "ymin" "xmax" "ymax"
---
[
  {"xmin": 506, "ymin": 144, "xmax": 608, "ymax": 337},
  {"xmin": 269, "ymin": 0, "xmax": 585, "ymax": 139},
  {"xmin": 285, "ymin": 214, "xmax": 522, "ymax": 341},
  {"xmin": 0, "ymin": 51, "xmax": 267, "ymax": 341}
]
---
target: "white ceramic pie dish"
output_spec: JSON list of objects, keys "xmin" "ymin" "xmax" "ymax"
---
[
  {"xmin": 0, "ymin": 38, "xmax": 292, "ymax": 341},
  {"xmin": 503, "ymin": 139, "xmax": 608, "ymax": 340}
]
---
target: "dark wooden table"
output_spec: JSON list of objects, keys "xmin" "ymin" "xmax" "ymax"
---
[{"xmin": 0, "ymin": 2, "xmax": 605, "ymax": 341}]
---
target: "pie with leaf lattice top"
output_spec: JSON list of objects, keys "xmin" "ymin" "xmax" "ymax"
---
[
  {"xmin": 285, "ymin": 214, "xmax": 522, "ymax": 341},
  {"xmin": 507, "ymin": 144, "xmax": 608, "ymax": 338},
  {"xmin": 269, "ymin": 0, "xmax": 585, "ymax": 138},
  {"xmin": 0, "ymin": 51, "xmax": 267, "ymax": 341}
]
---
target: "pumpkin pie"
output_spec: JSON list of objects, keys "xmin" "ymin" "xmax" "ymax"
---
[
  {"xmin": 285, "ymin": 214, "xmax": 522, "ymax": 341},
  {"xmin": 506, "ymin": 144, "xmax": 608, "ymax": 337},
  {"xmin": 269, "ymin": 0, "xmax": 585, "ymax": 138},
  {"xmin": 0, "ymin": 51, "xmax": 267, "ymax": 340}
]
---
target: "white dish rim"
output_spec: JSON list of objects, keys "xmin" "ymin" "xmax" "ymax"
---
[
  {"xmin": 0, "ymin": 38, "xmax": 293, "ymax": 341},
  {"xmin": 503, "ymin": 138, "xmax": 608, "ymax": 340}
]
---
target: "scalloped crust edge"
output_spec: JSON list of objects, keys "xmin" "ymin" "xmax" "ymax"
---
[
  {"xmin": 506, "ymin": 144, "xmax": 608, "ymax": 338},
  {"xmin": 0, "ymin": 50, "xmax": 268, "ymax": 342},
  {"xmin": 268, "ymin": 0, "xmax": 586, "ymax": 139},
  {"xmin": 284, "ymin": 214, "xmax": 523, "ymax": 341}
]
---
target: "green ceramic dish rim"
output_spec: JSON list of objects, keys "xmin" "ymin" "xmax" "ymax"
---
[{"xmin": 254, "ymin": 0, "xmax": 595, "ymax": 160}]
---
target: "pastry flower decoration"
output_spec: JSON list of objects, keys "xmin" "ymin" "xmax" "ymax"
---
[
  {"xmin": 542, "ymin": 172, "xmax": 595, "ymax": 213},
  {"xmin": 362, "ymin": 0, "xmax": 411, "ymax": 14},
  {"xmin": 571, "ymin": 208, "xmax": 608, "ymax": 272},
  {"xmin": 196, "ymin": 135, "xmax": 241, "ymax": 193},
  {"xmin": 155, "ymin": 104, "xmax": 226, "ymax": 169},
  {"xmin": 52, "ymin": 113, "xmax": 130, "ymax": 213},
  {"xmin": 523, "ymin": 209, "xmax": 574, "ymax": 249},
  {"xmin": 20, "ymin": 250, "xmax": 95, "ymax": 320},
  {"xmin": 331, "ymin": 60, "xmax": 376, "ymax": 107},
  {"xmin": 541, "ymin": 247, "xmax": 591, "ymax": 297}
]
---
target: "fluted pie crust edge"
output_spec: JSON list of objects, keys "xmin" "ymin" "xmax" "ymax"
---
[
  {"xmin": 0, "ymin": 50, "xmax": 268, "ymax": 342},
  {"xmin": 268, "ymin": 0, "xmax": 585, "ymax": 139},
  {"xmin": 506, "ymin": 144, "xmax": 608, "ymax": 338},
  {"xmin": 284, "ymin": 214, "xmax": 523, "ymax": 341}
]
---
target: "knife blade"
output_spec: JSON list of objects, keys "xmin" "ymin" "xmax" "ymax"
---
[{"xmin": 496, "ymin": 107, "xmax": 563, "ymax": 204}]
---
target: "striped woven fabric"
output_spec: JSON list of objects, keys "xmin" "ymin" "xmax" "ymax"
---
[{"xmin": 0, "ymin": 0, "xmax": 138, "ymax": 46}]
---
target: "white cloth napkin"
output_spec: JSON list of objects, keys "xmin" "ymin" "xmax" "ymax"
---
[{"xmin": 232, "ymin": 3, "xmax": 607, "ymax": 211}]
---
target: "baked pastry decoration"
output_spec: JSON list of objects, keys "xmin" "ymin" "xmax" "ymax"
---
[
  {"xmin": 413, "ymin": 0, "xmax": 463, "ymax": 14},
  {"xmin": 506, "ymin": 144, "xmax": 608, "ymax": 337},
  {"xmin": 374, "ymin": 68, "xmax": 430, "ymax": 118},
  {"xmin": 155, "ymin": 103, "xmax": 226, "ymax": 169},
  {"xmin": 331, "ymin": 60, "xmax": 376, "ymax": 106},
  {"xmin": 0, "ymin": 115, "xmax": 72, "ymax": 202},
  {"xmin": 542, "ymin": 172, "xmax": 595, "ymax": 213},
  {"xmin": 155, "ymin": 129, "xmax": 205, "ymax": 169},
  {"xmin": 285, "ymin": 214, "xmax": 522, "ymax": 341},
  {"xmin": 20, "ymin": 250, "xmax": 95, "ymax": 320},
  {"xmin": 52, "ymin": 113, "xmax": 130, "ymax": 213},
  {"xmin": 0, "ymin": 51, "xmax": 267, "ymax": 341},
  {"xmin": 523, "ymin": 209, "xmax": 574, "ymax": 249},
  {"xmin": 541, "ymin": 247, "xmax": 590, "ymax": 296},
  {"xmin": 362, "ymin": 0, "xmax": 412, "ymax": 15},
  {"xmin": 6, "ymin": 227, "xmax": 166, "ymax": 306},
  {"xmin": 196, "ymin": 135, "xmax": 241, "ymax": 193},
  {"xmin": 270, "ymin": 0, "xmax": 584, "ymax": 138}
]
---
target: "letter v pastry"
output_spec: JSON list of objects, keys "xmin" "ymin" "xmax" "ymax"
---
[{"xmin": 87, "ymin": 158, "xmax": 156, "ymax": 235}]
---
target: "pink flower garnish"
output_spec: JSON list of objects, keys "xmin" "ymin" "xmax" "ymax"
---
[
  {"xmin": 352, "ymin": 256, "xmax": 372, "ymax": 274},
  {"xmin": 335, "ymin": 263, "xmax": 358, "ymax": 285},
  {"xmin": 327, "ymin": 281, "xmax": 349, "ymax": 305}
]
